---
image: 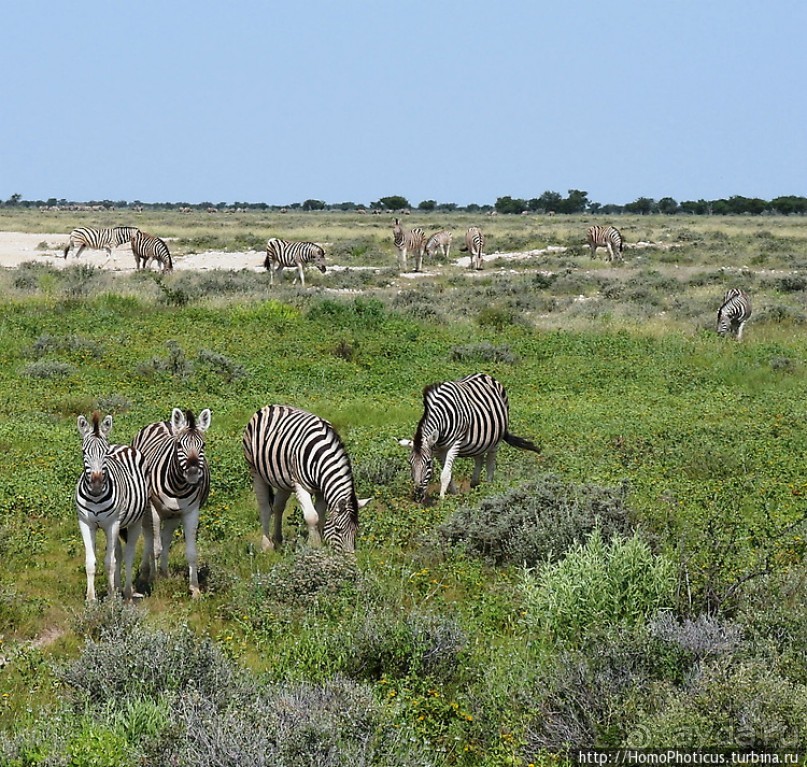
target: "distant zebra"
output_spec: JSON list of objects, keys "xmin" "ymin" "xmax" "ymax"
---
[
  {"xmin": 586, "ymin": 224, "xmax": 624, "ymax": 261},
  {"xmin": 243, "ymin": 405, "xmax": 371, "ymax": 552},
  {"xmin": 398, "ymin": 372, "xmax": 540, "ymax": 500},
  {"xmin": 63, "ymin": 226, "xmax": 139, "ymax": 260},
  {"xmin": 460, "ymin": 226, "xmax": 484, "ymax": 270},
  {"xmin": 132, "ymin": 408, "xmax": 211, "ymax": 598},
  {"xmin": 75, "ymin": 413, "xmax": 149, "ymax": 601},
  {"xmin": 425, "ymin": 230, "xmax": 453, "ymax": 259},
  {"xmin": 264, "ymin": 238, "xmax": 326, "ymax": 287},
  {"xmin": 131, "ymin": 230, "xmax": 173, "ymax": 272},
  {"xmin": 392, "ymin": 219, "xmax": 426, "ymax": 271},
  {"xmin": 717, "ymin": 288, "xmax": 752, "ymax": 340}
]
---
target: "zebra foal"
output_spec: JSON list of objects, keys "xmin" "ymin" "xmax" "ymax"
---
[
  {"xmin": 460, "ymin": 226, "xmax": 484, "ymax": 270},
  {"xmin": 717, "ymin": 288, "xmax": 752, "ymax": 340},
  {"xmin": 392, "ymin": 219, "xmax": 426, "ymax": 272},
  {"xmin": 132, "ymin": 408, "xmax": 211, "ymax": 598},
  {"xmin": 63, "ymin": 226, "xmax": 139, "ymax": 261},
  {"xmin": 586, "ymin": 225, "xmax": 624, "ymax": 261},
  {"xmin": 243, "ymin": 405, "xmax": 371, "ymax": 553},
  {"xmin": 264, "ymin": 238, "xmax": 326, "ymax": 287},
  {"xmin": 131, "ymin": 230, "xmax": 173, "ymax": 272},
  {"xmin": 425, "ymin": 230, "xmax": 453, "ymax": 259},
  {"xmin": 75, "ymin": 413, "xmax": 149, "ymax": 601},
  {"xmin": 398, "ymin": 372, "xmax": 540, "ymax": 501}
]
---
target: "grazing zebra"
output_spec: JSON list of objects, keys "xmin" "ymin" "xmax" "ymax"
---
[
  {"xmin": 392, "ymin": 219, "xmax": 426, "ymax": 271},
  {"xmin": 717, "ymin": 288, "xmax": 752, "ymax": 340},
  {"xmin": 264, "ymin": 238, "xmax": 326, "ymax": 287},
  {"xmin": 63, "ymin": 226, "xmax": 139, "ymax": 260},
  {"xmin": 460, "ymin": 226, "xmax": 485, "ymax": 270},
  {"xmin": 131, "ymin": 230, "xmax": 173, "ymax": 272},
  {"xmin": 586, "ymin": 224, "xmax": 624, "ymax": 261},
  {"xmin": 243, "ymin": 405, "xmax": 371, "ymax": 553},
  {"xmin": 132, "ymin": 408, "xmax": 211, "ymax": 598},
  {"xmin": 398, "ymin": 373, "xmax": 540, "ymax": 501},
  {"xmin": 425, "ymin": 230, "xmax": 453, "ymax": 259},
  {"xmin": 75, "ymin": 413, "xmax": 149, "ymax": 601}
]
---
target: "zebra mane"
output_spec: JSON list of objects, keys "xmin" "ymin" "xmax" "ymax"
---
[
  {"xmin": 413, "ymin": 383, "xmax": 440, "ymax": 450},
  {"xmin": 185, "ymin": 409, "xmax": 196, "ymax": 430},
  {"xmin": 91, "ymin": 411, "xmax": 102, "ymax": 436}
]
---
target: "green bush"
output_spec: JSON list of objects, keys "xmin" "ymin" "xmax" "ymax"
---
[
  {"xmin": 521, "ymin": 530, "xmax": 676, "ymax": 644},
  {"xmin": 439, "ymin": 475, "xmax": 633, "ymax": 567}
]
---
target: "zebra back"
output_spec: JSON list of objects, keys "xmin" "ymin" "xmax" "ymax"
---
[
  {"xmin": 243, "ymin": 404, "xmax": 361, "ymax": 550},
  {"xmin": 131, "ymin": 230, "xmax": 173, "ymax": 272}
]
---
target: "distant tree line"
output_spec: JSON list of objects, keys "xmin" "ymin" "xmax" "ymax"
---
[{"xmin": 4, "ymin": 190, "xmax": 807, "ymax": 215}]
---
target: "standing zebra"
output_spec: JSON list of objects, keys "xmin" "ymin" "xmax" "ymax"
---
[
  {"xmin": 264, "ymin": 238, "xmax": 327, "ymax": 287},
  {"xmin": 398, "ymin": 372, "xmax": 540, "ymax": 501},
  {"xmin": 132, "ymin": 408, "xmax": 211, "ymax": 598},
  {"xmin": 586, "ymin": 225, "xmax": 624, "ymax": 261},
  {"xmin": 717, "ymin": 288, "xmax": 752, "ymax": 340},
  {"xmin": 75, "ymin": 413, "xmax": 149, "ymax": 601},
  {"xmin": 63, "ymin": 226, "xmax": 139, "ymax": 260},
  {"xmin": 460, "ymin": 226, "xmax": 485, "ymax": 270},
  {"xmin": 425, "ymin": 230, "xmax": 453, "ymax": 259},
  {"xmin": 392, "ymin": 219, "xmax": 426, "ymax": 271},
  {"xmin": 243, "ymin": 405, "xmax": 371, "ymax": 552},
  {"xmin": 131, "ymin": 230, "xmax": 173, "ymax": 272}
]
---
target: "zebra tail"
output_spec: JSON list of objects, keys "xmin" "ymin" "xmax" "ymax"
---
[{"xmin": 503, "ymin": 432, "xmax": 541, "ymax": 454}]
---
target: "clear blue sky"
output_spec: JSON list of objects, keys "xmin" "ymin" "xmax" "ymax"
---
[{"xmin": 1, "ymin": 1, "xmax": 804, "ymax": 206}]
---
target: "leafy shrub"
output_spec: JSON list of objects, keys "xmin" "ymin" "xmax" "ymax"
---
[
  {"xmin": 29, "ymin": 333, "xmax": 102, "ymax": 358},
  {"xmin": 520, "ymin": 530, "xmax": 676, "ymax": 644},
  {"xmin": 345, "ymin": 607, "xmax": 467, "ymax": 682},
  {"xmin": 439, "ymin": 475, "xmax": 633, "ymax": 567},
  {"xmin": 196, "ymin": 349, "xmax": 247, "ymax": 381},
  {"xmin": 450, "ymin": 341, "xmax": 520, "ymax": 365},
  {"xmin": 21, "ymin": 360, "xmax": 76, "ymax": 379}
]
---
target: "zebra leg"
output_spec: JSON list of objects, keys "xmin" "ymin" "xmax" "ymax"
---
[
  {"xmin": 470, "ymin": 456, "xmax": 485, "ymax": 488},
  {"xmin": 75, "ymin": 245, "xmax": 86, "ymax": 260},
  {"xmin": 138, "ymin": 505, "xmax": 160, "ymax": 588},
  {"xmin": 314, "ymin": 496, "xmax": 328, "ymax": 540},
  {"xmin": 438, "ymin": 444, "xmax": 462, "ymax": 498},
  {"xmin": 158, "ymin": 515, "xmax": 182, "ymax": 576},
  {"xmin": 181, "ymin": 510, "xmax": 201, "ymax": 599},
  {"xmin": 736, "ymin": 320, "xmax": 747, "ymax": 341},
  {"xmin": 485, "ymin": 448, "xmax": 498, "ymax": 483},
  {"xmin": 294, "ymin": 485, "xmax": 322, "ymax": 547},
  {"xmin": 414, "ymin": 249, "xmax": 423, "ymax": 272},
  {"xmin": 78, "ymin": 517, "xmax": 98, "ymax": 601},
  {"xmin": 103, "ymin": 521, "xmax": 121, "ymax": 600},
  {"xmin": 121, "ymin": 520, "xmax": 142, "ymax": 600}
]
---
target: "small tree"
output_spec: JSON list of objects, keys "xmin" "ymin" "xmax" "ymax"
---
[
  {"xmin": 372, "ymin": 195, "xmax": 409, "ymax": 211},
  {"xmin": 417, "ymin": 199, "xmax": 436, "ymax": 211}
]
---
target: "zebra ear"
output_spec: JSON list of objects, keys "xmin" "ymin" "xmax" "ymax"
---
[
  {"xmin": 99, "ymin": 415, "xmax": 113, "ymax": 437},
  {"xmin": 357, "ymin": 498, "xmax": 372, "ymax": 509},
  {"xmin": 196, "ymin": 408, "xmax": 212, "ymax": 433},
  {"xmin": 397, "ymin": 438, "xmax": 413, "ymax": 448},
  {"xmin": 77, "ymin": 415, "xmax": 91, "ymax": 437},
  {"xmin": 424, "ymin": 430, "xmax": 439, "ymax": 448},
  {"xmin": 171, "ymin": 408, "xmax": 186, "ymax": 432}
]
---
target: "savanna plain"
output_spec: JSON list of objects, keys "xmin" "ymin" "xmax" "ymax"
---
[{"xmin": 2, "ymin": 209, "xmax": 807, "ymax": 765}]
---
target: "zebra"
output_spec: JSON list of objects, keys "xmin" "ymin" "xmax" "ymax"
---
[
  {"xmin": 586, "ymin": 224, "xmax": 624, "ymax": 261},
  {"xmin": 63, "ymin": 226, "xmax": 139, "ymax": 261},
  {"xmin": 392, "ymin": 219, "xmax": 426, "ymax": 271},
  {"xmin": 425, "ymin": 230, "xmax": 453, "ymax": 260},
  {"xmin": 460, "ymin": 226, "xmax": 485, "ymax": 270},
  {"xmin": 264, "ymin": 238, "xmax": 326, "ymax": 287},
  {"xmin": 717, "ymin": 288, "xmax": 752, "ymax": 340},
  {"xmin": 131, "ymin": 230, "xmax": 173, "ymax": 272},
  {"xmin": 242, "ymin": 405, "xmax": 371, "ymax": 553},
  {"xmin": 398, "ymin": 372, "xmax": 540, "ymax": 501},
  {"xmin": 75, "ymin": 413, "xmax": 149, "ymax": 601},
  {"xmin": 132, "ymin": 408, "xmax": 211, "ymax": 598}
]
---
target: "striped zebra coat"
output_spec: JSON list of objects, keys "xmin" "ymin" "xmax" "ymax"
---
[
  {"xmin": 586, "ymin": 225, "xmax": 624, "ymax": 261},
  {"xmin": 398, "ymin": 372, "xmax": 540, "ymax": 500},
  {"xmin": 132, "ymin": 408, "xmax": 211, "ymax": 598},
  {"xmin": 425, "ymin": 230, "xmax": 453, "ymax": 259},
  {"xmin": 264, "ymin": 238, "xmax": 326, "ymax": 287},
  {"xmin": 717, "ymin": 288, "xmax": 752, "ymax": 340},
  {"xmin": 63, "ymin": 226, "xmax": 139, "ymax": 260},
  {"xmin": 131, "ymin": 230, "xmax": 173, "ymax": 272},
  {"xmin": 243, "ymin": 405, "xmax": 371, "ymax": 552},
  {"xmin": 392, "ymin": 219, "xmax": 426, "ymax": 272},
  {"xmin": 75, "ymin": 413, "xmax": 149, "ymax": 601},
  {"xmin": 460, "ymin": 226, "xmax": 484, "ymax": 270}
]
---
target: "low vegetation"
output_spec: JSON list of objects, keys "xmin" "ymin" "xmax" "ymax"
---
[{"xmin": 1, "ymin": 210, "xmax": 807, "ymax": 764}]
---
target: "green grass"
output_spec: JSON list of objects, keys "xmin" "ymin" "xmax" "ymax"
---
[{"xmin": 2, "ymin": 211, "xmax": 807, "ymax": 762}]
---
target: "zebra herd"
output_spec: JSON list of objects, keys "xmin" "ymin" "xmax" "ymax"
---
[
  {"xmin": 73, "ymin": 371, "xmax": 541, "ymax": 601},
  {"xmin": 63, "ymin": 226, "xmax": 173, "ymax": 272}
]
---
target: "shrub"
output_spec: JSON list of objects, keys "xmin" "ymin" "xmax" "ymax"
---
[
  {"xmin": 439, "ymin": 475, "xmax": 634, "ymax": 567},
  {"xmin": 21, "ymin": 360, "xmax": 76, "ymax": 379},
  {"xmin": 520, "ymin": 530, "xmax": 676, "ymax": 644},
  {"xmin": 450, "ymin": 341, "xmax": 520, "ymax": 365}
]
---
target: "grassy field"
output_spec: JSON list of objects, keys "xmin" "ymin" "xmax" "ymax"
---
[{"xmin": 2, "ymin": 210, "xmax": 807, "ymax": 764}]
